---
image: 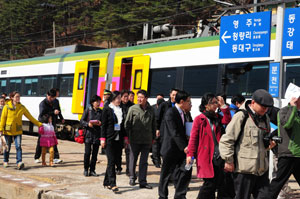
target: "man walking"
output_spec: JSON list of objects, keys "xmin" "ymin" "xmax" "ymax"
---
[
  {"xmin": 158, "ymin": 90, "xmax": 192, "ymax": 199},
  {"xmin": 219, "ymin": 89, "xmax": 275, "ymax": 199},
  {"xmin": 125, "ymin": 90, "xmax": 155, "ymax": 189}
]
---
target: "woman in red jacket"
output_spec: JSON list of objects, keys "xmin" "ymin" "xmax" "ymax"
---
[{"xmin": 187, "ymin": 93, "xmax": 231, "ymax": 199}]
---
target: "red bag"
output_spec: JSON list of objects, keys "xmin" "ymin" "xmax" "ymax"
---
[{"xmin": 74, "ymin": 129, "xmax": 85, "ymax": 144}]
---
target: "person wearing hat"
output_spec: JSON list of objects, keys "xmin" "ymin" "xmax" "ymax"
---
[
  {"xmin": 219, "ymin": 89, "xmax": 276, "ymax": 199},
  {"xmin": 103, "ymin": 90, "xmax": 112, "ymax": 108}
]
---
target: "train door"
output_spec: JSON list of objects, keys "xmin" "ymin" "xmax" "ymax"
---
[
  {"xmin": 85, "ymin": 61, "xmax": 99, "ymax": 109},
  {"xmin": 72, "ymin": 60, "xmax": 88, "ymax": 114},
  {"xmin": 72, "ymin": 60, "xmax": 101, "ymax": 117},
  {"xmin": 131, "ymin": 55, "xmax": 150, "ymax": 103},
  {"xmin": 120, "ymin": 59, "xmax": 133, "ymax": 91}
]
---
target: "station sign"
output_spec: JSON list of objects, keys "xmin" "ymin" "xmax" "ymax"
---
[
  {"xmin": 282, "ymin": 7, "xmax": 300, "ymax": 56},
  {"xmin": 269, "ymin": 62, "xmax": 280, "ymax": 97},
  {"xmin": 219, "ymin": 11, "xmax": 272, "ymax": 59}
]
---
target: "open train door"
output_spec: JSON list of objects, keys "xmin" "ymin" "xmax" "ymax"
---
[
  {"xmin": 131, "ymin": 56, "xmax": 150, "ymax": 103},
  {"xmin": 72, "ymin": 60, "xmax": 88, "ymax": 116}
]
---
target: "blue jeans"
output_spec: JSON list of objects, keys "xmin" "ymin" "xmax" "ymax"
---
[{"xmin": 4, "ymin": 135, "xmax": 22, "ymax": 164}]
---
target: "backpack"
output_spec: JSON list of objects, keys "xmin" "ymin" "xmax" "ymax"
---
[{"xmin": 75, "ymin": 129, "xmax": 85, "ymax": 144}]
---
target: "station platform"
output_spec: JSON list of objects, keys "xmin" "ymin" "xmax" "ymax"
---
[{"xmin": 0, "ymin": 135, "xmax": 299, "ymax": 199}]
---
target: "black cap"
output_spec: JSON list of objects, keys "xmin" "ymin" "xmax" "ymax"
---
[{"xmin": 252, "ymin": 89, "xmax": 274, "ymax": 107}]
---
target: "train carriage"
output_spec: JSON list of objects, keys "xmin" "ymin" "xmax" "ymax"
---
[{"xmin": 0, "ymin": 26, "xmax": 299, "ymax": 138}]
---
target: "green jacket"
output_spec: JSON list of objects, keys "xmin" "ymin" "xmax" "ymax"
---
[
  {"xmin": 125, "ymin": 103, "xmax": 156, "ymax": 145},
  {"xmin": 278, "ymin": 105, "xmax": 300, "ymax": 157}
]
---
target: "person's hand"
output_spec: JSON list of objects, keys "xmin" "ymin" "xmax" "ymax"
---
[
  {"xmin": 54, "ymin": 109, "xmax": 60, "ymax": 115},
  {"xmin": 97, "ymin": 121, "xmax": 102, "ymax": 126},
  {"xmin": 88, "ymin": 122, "xmax": 93, "ymax": 128},
  {"xmin": 156, "ymin": 130, "xmax": 160, "ymax": 137},
  {"xmin": 101, "ymin": 140, "xmax": 106, "ymax": 148},
  {"xmin": 224, "ymin": 162, "xmax": 235, "ymax": 172},
  {"xmin": 290, "ymin": 97, "xmax": 298, "ymax": 106},
  {"xmin": 184, "ymin": 147, "xmax": 189, "ymax": 154},
  {"xmin": 186, "ymin": 156, "xmax": 192, "ymax": 165},
  {"xmin": 217, "ymin": 96, "xmax": 225, "ymax": 107},
  {"xmin": 268, "ymin": 140, "xmax": 276, "ymax": 150}
]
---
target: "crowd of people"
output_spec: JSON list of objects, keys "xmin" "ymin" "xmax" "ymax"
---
[{"xmin": 0, "ymin": 86, "xmax": 300, "ymax": 199}]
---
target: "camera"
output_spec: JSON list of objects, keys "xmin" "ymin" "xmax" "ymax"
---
[{"xmin": 263, "ymin": 134, "xmax": 283, "ymax": 145}]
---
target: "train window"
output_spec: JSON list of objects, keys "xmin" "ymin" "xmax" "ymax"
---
[
  {"xmin": 9, "ymin": 78, "xmax": 22, "ymax": 93},
  {"xmin": 40, "ymin": 76, "xmax": 57, "ymax": 96},
  {"xmin": 78, "ymin": 73, "xmax": 84, "ymax": 90},
  {"xmin": 183, "ymin": 66, "xmax": 218, "ymax": 97},
  {"xmin": 286, "ymin": 62, "xmax": 300, "ymax": 89},
  {"xmin": 0, "ymin": 79, "xmax": 7, "ymax": 94},
  {"xmin": 24, "ymin": 77, "xmax": 39, "ymax": 96},
  {"xmin": 60, "ymin": 75, "xmax": 74, "ymax": 97},
  {"xmin": 134, "ymin": 70, "xmax": 142, "ymax": 89},
  {"xmin": 227, "ymin": 65, "xmax": 268, "ymax": 96},
  {"xmin": 148, "ymin": 68, "xmax": 177, "ymax": 97}
]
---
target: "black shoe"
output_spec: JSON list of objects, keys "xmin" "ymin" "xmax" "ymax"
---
[
  {"xmin": 139, "ymin": 184, "xmax": 152, "ymax": 189},
  {"xmin": 129, "ymin": 179, "xmax": 136, "ymax": 186},
  {"xmin": 84, "ymin": 170, "xmax": 88, "ymax": 177},
  {"xmin": 89, "ymin": 171, "xmax": 97, "ymax": 176},
  {"xmin": 116, "ymin": 170, "xmax": 122, "ymax": 175}
]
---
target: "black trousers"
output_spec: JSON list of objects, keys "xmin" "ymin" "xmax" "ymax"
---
[
  {"xmin": 129, "ymin": 143, "xmax": 151, "ymax": 185},
  {"xmin": 115, "ymin": 144, "xmax": 130, "ymax": 172},
  {"xmin": 198, "ymin": 163, "xmax": 227, "ymax": 199},
  {"xmin": 159, "ymin": 154, "xmax": 192, "ymax": 199},
  {"xmin": 269, "ymin": 157, "xmax": 300, "ymax": 199},
  {"xmin": 151, "ymin": 137, "xmax": 161, "ymax": 164},
  {"xmin": 84, "ymin": 142, "xmax": 100, "ymax": 171},
  {"xmin": 103, "ymin": 140, "xmax": 122, "ymax": 187},
  {"xmin": 34, "ymin": 135, "xmax": 59, "ymax": 159},
  {"xmin": 233, "ymin": 172, "xmax": 269, "ymax": 199}
]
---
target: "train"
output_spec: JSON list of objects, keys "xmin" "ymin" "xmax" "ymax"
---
[{"xmin": 0, "ymin": 25, "xmax": 299, "ymax": 139}]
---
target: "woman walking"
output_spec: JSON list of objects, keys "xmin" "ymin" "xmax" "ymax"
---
[
  {"xmin": 80, "ymin": 95, "xmax": 102, "ymax": 177},
  {"xmin": 186, "ymin": 93, "xmax": 231, "ymax": 199},
  {"xmin": 0, "ymin": 91, "xmax": 42, "ymax": 169},
  {"xmin": 101, "ymin": 91, "xmax": 128, "ymax": 193}
]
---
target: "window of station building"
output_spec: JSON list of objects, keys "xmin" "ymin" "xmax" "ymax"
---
[
  {"xmin": 60, "ymin": 75, "xmax": 74, "ymax": 97},
  {"xmin": 183, "ymin": 66, "xmax": 218, "ymax": 97},
  {"xmin": 148, "ymin": 68, "xmax": 177, "ymax": 97},
  {"xmin": 40, "ymin": 76, "xmax": 57, "ymax": 96},
  {"xmin": 0, "ymin": 79, "xmax": 7, "ymax": 94},
  {"xmin": 286, "ymin": 62, "xmax": 300, "ymax": 89},
  {"xmin": 24, "ymin": 77, "xmax": 39, "ymax": 96},
  {"xmin": 9, "ymin": 78, "xmax": 22, "ymax": 93},
  {"xmin": 227, "ymin": 65, "xmax": 268, "ymax": 96}
]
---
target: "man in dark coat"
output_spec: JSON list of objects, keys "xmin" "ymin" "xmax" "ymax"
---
[
  {"xmin": 117, "ymin": 89, "xmax": 134, "ymax": 175},
  {"xmin": 158, "ymin": 90, "xmax": 192, "ymax": 199},
  {"xmin": 34, "ymin": 88, "xmax": 62, "ymax": 163}
]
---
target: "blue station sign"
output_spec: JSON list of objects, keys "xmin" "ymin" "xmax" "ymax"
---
[
  {"xmin": 282, "ymin": 7, "xmax": 300, "ymax": 56},
  {"xmin": 219, "ymin": 11, "xmax": 272, "ymax": 59},
  {"xmin": 269, "ymin": 62, "xmax": 280, "ymax": 97}
]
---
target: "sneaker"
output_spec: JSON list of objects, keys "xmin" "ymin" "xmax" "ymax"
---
[
  {"xmin": 17, "ymin": 162, "xmax": 24, "ymax": 170},
  {"xmin": 3, "ymin": 162, "xmax": 8, "ymax": 168},
  {"xmin": 53, "ymin": 159, "xmax": 63, "ymax": 164},
  {"xmin": 34, "ymin": 159, "xmax": 41, "ymax": 163}
]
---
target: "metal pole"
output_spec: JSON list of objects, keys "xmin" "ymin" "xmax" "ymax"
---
[
  {"xmin": 53, "ymin": 21, "xmax": 56, "ymax": 48},
  {"xmin": 254, "ymin": 0, "xmax": 258, "ymax": 12},
  {"xmin": 269, "ymin": 2, "xmax": 285, "ymax": 182}
]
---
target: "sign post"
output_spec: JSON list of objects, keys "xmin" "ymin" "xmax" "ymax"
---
[{"xmin": 219, "ymin": 11, "xmax": 272, "ymax": 59}]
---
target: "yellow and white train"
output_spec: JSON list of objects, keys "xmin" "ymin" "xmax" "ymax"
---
[{"xmin": 0, "ymin": 27, "xmax": 299, "ymax": 138}]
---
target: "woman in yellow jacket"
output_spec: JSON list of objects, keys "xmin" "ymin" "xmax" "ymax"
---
[{"xmin": 0, "ymin": 91, "xmax": 42, "ymax": 170}]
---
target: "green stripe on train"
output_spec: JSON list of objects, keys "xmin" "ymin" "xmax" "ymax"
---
[{"xmin": 0, "ymin": 28, "xmax": 277, "ymax": 68}]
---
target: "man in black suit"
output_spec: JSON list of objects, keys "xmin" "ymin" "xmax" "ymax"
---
[{"xmin": 158, "ymin": 90, "xmax": 192, "ymax": 199}]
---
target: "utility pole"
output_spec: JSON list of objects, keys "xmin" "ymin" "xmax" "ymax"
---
[{"xmin": 53, "ymin": 21, "xmax": 56, "ymax": 48}]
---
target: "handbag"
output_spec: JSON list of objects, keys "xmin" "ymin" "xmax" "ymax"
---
[{"xmin": 209, "ymin": 120, "xmax": 224, "ymax": 167}]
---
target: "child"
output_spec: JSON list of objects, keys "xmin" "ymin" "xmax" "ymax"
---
[{"xmin": 39, "ymin": 114, "xmax": 58, "ymax": 166}]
